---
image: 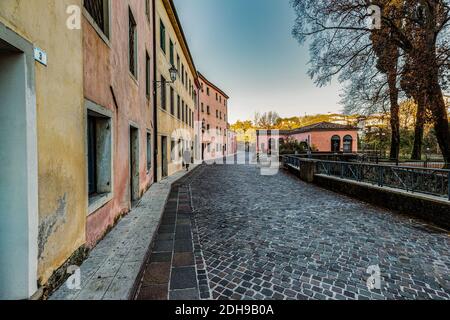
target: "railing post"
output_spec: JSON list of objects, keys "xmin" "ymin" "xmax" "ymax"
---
[
  {"xmin": 377, "ymin": 166, "xmax": 384, "ymax": 187},
  {"xmin": 448, "ymin": 171, "xmax": 450, "ymax": 201}
]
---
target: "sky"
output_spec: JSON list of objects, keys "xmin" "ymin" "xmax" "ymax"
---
[{"xmin": 173, "ymin": 0, "xmax": 345, "ymax": 124}]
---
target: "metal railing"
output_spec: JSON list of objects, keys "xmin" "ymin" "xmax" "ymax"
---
[{"xmin": 281, "ymin": 155, "xmax": 450, "ymax": 200}]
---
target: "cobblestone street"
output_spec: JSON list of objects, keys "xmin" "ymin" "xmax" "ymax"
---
[{"xmin": 183, "ymin": 163, "xmax": 450, "ymax": 300}]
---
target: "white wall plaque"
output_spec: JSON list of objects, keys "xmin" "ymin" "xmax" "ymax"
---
[{"xmin": 34, "ymin": 47, "xmax": 47, "ymax": 66}]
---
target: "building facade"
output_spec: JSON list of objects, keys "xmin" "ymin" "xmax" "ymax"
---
[
  {"xmin": 257, "ymin": 122, "xmax": 359, "ymax": 154},
  {"xmin": 155, "ymin": 0, "xmax": 199, "ymax": 180},
  {"xmin": 83, "ymin": 0, "xmax": 155, "ymax": 246},
  {"xmin": 0, "ymin": 0, "xmax": 230, "ymax": 300},
  {"xmin": 198, "ymin": 72, "xmax": 230, "ymax": 160},
  {"xmin": 0, "ymin": 0, "xmax": 85, "ymax": 299}
]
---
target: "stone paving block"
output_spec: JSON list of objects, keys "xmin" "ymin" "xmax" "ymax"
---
[
  {"xmin": 150, "ymin": 252, "xmax": 172, "ymax": 263},
  {"xmin": 153, "ymin": 240, "xmax": 174, "ymax": 253},
  {"xmin": 173, "ymin": 252, "xmax": 195, "ymax": 267},
  {"xmin": 174, "ymin": 239, "xmax": 193, "ymax": 253},
  {"xmin": 137, "ymin": 285, "xmax": 168, "ymax": 300},
  {"xmin": 143, "ymin": 262, "xmax": 171, "ymax": 285},
  {"xmin": 169, "ymin": 288, "xmax": 200, "ymax": 300},
  {"xmin": 170, "ymin": 267, "xmax": 197, "ymax": 290}
]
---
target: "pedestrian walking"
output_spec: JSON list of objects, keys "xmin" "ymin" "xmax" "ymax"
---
[{"xmin": 183, "ymin": 148, "xmax": 192, "ymax": 171}]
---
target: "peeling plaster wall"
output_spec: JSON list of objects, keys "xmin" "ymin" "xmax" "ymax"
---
[
  {"xmin": 0, "ymin": 0, "xmax": 86, "ymax": 285},
  {"xmin": 83, "ymin": 0, "xmax": 154, "ymax": 247}
]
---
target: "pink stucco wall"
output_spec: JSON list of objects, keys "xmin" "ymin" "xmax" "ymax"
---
[
  {"xmin": 83, "ymin": 0, "xmax": 154, "ymax": 247},
  {"xmin": 257, "ymin": 129, "xmax": 358, "ymax": 153},
  {"xmin": 199, "ymin": 73, "xmax": 230, "ymax": 158},
  {"xmin": 290, "ymin": 130, "xmax": 358, "ymax": 153}
]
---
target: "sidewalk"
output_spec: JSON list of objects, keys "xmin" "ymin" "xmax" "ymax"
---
[
  {"xmin": 50, "ymin": 167, "xmax": 197, "ymax": 300},
  {"xmin": 134, "ymin": 165, "xmax": 210, "ymax": 300}
]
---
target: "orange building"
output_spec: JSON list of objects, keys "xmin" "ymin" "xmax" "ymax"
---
[{"xmin": 198, "ymin": 72, "xmax": 230, "ymax": 160}]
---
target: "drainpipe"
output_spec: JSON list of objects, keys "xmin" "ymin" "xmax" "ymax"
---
[{"xmin": 152, "ymin": 0, "xmax": 158, "ymax": 183}]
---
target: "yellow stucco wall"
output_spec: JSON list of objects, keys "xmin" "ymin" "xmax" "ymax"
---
[
  {"xmin": 156, "ymin": 0, "xmax": 196, "ymax": 180},
  {"xmin": 0, "ymin": 0, "xmax": 86, "ymax": 284}
]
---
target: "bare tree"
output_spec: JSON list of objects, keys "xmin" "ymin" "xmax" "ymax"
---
[
  {"xmin": 292, "ymin": 0, "xmax": 450, "ymax": 163},
  {"xmin": 254, "ymin": 111, "xmax": 281, "ymax": 129}
]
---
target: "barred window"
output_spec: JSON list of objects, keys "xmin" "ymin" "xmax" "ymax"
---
[
  {"xmin": 129, "ymin": 8, "xmax": 137, "ymax": 77},
  {"xmin": 84, "ymin": 0, "xmax": 110, "ymax": 38}
]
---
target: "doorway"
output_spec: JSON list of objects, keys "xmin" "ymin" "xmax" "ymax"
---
[
  {"xmin": 161, "ymin": 136, "xmax": 168, "ymax": 178},
  {"xmin": 0, "ymin": 26, "xmax": 38, "ymax": 299},
  {"xmin": 130, "ymin": 126, "xmax": 140, "ymax": 203}
]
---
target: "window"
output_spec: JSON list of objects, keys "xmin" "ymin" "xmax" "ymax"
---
[
  {"xmin": 177, "ymin": 55, "xmax": 180, "ymax": 74},
  {"xmin": 177, "ymin": 95, "xmax": 181, "ymax": 119},
  {"xmin": 207, "ymin": 105, "xmax": 210, "ymax": 115},
  {"xmin": 160, "ymin": 20, "xmax": 166, "ymax": 53},
  {"xmin": 207, "ymin": 124, "xmax": 210, "ymax": 131},
  {"xmin": 87, "ymin": 109, "xmax": 112, "ymax": 208},
  {"xmin": 207, "ymin": 87, "xmax": 210, "ymax": 96},
  {"xmin": 201, "ymin": 103, "xmax": 204, "ymax": 113},
  {"xmin": 147, "ymin": 132, "xmax": 152, "ymax": 171},
  {"xmin": 219, "ymin": 96, "xmax": 222, "ymax": 103},
  {"xmin": 185, "ymin": 71, "xmax": 188, "ymax": 90},
  {"xmin": 169, "ymin": 39, "xmax": 174, "ymax": 66},
  {"xmin": 145, "ymin": 0, "xmax": 150, "ymax": 19},
  {"xmin": 216, "ymin": 93, "xmax": 218, "ymax": 101},
  {"xmin": 185, "ymin": 105, "xmax": 188, "ymax": 124},
  {"xmin": 160, "ymin": 75, "xmax": 167, "ymax": 109},
  {"xmin": 331, "ymin": 135, "xmax": 341, "ymax": 152},
  {"xmin": 170, "ymin": 87, "xmax": 175, "ymax": 115},
  {"xmin": 84, "ymin": 0, "xmax": 110, "ymax": 39},
  {"xmin": 343, "ymin": 135, "xmax": 353, "ymax": 153},
  {"xmin": 146, "ymin": 52, "xmax": 151, "ymax": 97},
  {"xmin": 220, "ymin": 111, "xmax": 222, "ymax": 120},
  {"xmin": 216, "ymin": 110, "xmax": 219, "ymax": 118},
  {"xmin": 181, "ymin": 65, "xmax": 185, "ymax": 84},
  {"xmin": 182, "ymin": 100, "xmax": 185, "ymax": 122},
  {"xmin": 129, "ymin": 8, "xmax": 137, "ymax": 77}
]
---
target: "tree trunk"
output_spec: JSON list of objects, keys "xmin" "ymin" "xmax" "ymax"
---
[
  {"xmin": 411, "ymin": 95, "xmax": 426, "ymax": 160},
  {"xmin": 427, "ymin": 86, "xmax": 450, "ymax": 165},
  {"xmin": 388, "ymin": 72, "xmax": 400, "ymax": 161}
]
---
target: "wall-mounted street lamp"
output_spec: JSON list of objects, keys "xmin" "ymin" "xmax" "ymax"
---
[{"xmin": 155, "ymin": 65, "xmax": 178, "ymax": 88}]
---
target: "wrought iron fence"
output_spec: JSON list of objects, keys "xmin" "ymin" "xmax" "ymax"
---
[{"xmin": 281, "ymin": 155, "xmax": 450, "ymax": 200}]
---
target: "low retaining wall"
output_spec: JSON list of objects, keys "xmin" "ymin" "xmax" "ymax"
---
[
  {"xmin": 283, "ymin": 159, "xmax": 450, "ymax": 230},
  {"xmin": 314, "ymin": 175, "xmax": 450, "ymax": 230}
]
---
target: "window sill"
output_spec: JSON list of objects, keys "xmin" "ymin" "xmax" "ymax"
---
[
  {"xmin": 88, "ymin": 193, "xmax": 113, "ymax": 216},
  {"xmin": 83, "ymin": 9, "xmax": 111, "ymax": 49},
  {"xmin": 129, "ymin": 72, "xmax": 139, "ymax": 86}
]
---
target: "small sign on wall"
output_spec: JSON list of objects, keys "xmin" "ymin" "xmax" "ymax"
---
[{"xmin": 34, "ymin": 47, "xmax": 47, "ymax": 66}]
